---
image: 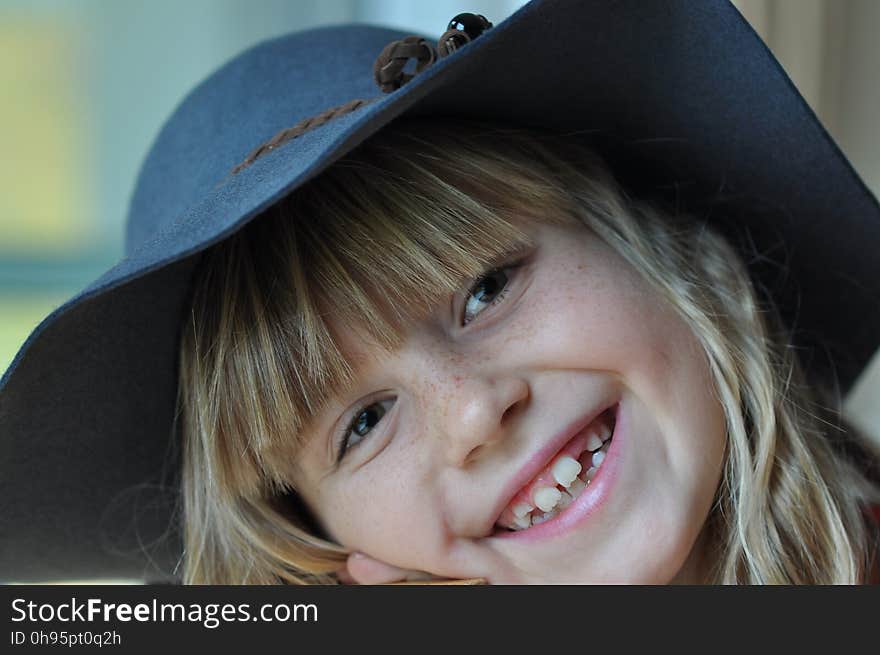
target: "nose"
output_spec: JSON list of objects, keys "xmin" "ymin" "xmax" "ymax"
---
[{"xmin": 439, "ymin": 373, "xmax": 530, "ymax": 467}]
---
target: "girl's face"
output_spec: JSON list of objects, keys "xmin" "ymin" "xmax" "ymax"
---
[{"xmin": 292, "ymin": 218, "xmax": 727, "ymax": 583}]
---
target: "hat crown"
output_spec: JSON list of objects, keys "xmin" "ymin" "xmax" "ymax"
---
[{"xmin": 124, "ymin": 24, "xmax": 411, "ymax": 256}]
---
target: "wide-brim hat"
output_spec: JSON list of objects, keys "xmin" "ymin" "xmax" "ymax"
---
[{"xmin": 2, "ymin": 0, "xmax": 879, "ymax": 583}]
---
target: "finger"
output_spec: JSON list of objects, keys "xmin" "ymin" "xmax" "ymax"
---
[
  {"xmin": 335, "ymin": 561, "xmax": 357, "ymax": 584},
  {"xmin": 345, "ymin": 551, "xmax": 429, "ymax": 585}
]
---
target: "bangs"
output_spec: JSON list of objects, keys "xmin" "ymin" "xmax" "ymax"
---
[{"xmin": 188, "ymin": 118, "xmax": 578, "ymax": 494}]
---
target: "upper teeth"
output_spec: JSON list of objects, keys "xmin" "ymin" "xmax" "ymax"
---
[
  {"xmin": 551, "ymin": 456, "xmax": 582, "ymax": 487},
  {"xmin": 495, "ymin": 412, "xmax": 615, "ymax": 532}
]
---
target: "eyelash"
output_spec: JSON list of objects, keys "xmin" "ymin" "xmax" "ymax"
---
[{"xmin": 334, "ymin": 260, "xmax": 523, "ymax": 464}]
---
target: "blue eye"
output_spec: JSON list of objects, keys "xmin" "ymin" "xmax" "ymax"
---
[
  {"xmin": 462, "ymin": 267, "xmax": 513, "ymax": 325},
  {"xmin": 336, "ymin": 398, "xmax": 394, "ymax": 463}
]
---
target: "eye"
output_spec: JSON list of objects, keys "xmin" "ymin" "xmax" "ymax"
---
[
  {"xmin": 336, "ymin": 398, "xmax": 394, "ymax": 463},
  {"xmin": 462, "ymin": 267, "xmax": 513, "ymax": 326}
]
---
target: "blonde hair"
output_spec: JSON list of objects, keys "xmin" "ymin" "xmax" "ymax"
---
[{"xmin": 176, "ymin": 117, "xmax": 880, "ymax": 584}]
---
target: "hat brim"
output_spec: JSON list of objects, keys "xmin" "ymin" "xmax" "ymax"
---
[{"xmin": 2, "ymin": 0, "xmax": 879, "ymax": 582}]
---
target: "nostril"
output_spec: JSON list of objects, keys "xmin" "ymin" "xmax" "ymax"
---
[
  {"xmin": 502, "ymin": 379, "xmax": 530, "ymax": 424},
  {"xmin": 463, "ymin": 443, "xmax": 485, "ymax": 466},
  {"xmin": 502, "ymin": 395, "xmax": 526, "ymax": 424}
]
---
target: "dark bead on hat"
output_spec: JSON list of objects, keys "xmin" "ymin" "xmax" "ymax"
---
[
  {"xmin": 447, "ymin": 13, "xmax": 493, "ymax": 39},
  {"xmin": 439, "ymin": 13, "xmax": 493, "ymax": 57}
]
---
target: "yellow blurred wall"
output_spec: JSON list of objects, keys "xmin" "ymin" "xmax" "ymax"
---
[{"xmin": 0, "ymin": 14, "xmax": 93, "ymax": 254}]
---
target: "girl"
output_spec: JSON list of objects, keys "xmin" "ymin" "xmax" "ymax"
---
[
  {"xmin": 2, "ymin": 1, "xmax": 879, "ymax": 585},
  {"xmin": 177, "ymin": 117, "xmax": 880, "ymax": 584}
]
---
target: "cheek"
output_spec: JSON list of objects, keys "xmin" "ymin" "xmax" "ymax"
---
[
  {"xmin": 527, "ymin": 254, "xmax": 676, "ymax": 379},
  {"xmin": 320, "ymin": 465, "xmax": 442, "ymax": 567},
  {"xmin": 528, "ymin": 246, "xmax": 728, "ymax": 516}
]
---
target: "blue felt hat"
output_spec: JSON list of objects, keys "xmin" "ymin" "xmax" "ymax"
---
[{"xmin": 2, "ymin": 0, "xmax": 879, "ymax": 582}]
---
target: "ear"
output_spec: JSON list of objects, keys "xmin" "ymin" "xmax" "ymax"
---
[{"xmin": 342, "ymin": 551, "xmax": 431, "ymax": 584}]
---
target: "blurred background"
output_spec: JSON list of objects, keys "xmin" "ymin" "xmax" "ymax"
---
[{"xmin": 1, "ymin": 0, "xmax": 878, "ymax": 447}]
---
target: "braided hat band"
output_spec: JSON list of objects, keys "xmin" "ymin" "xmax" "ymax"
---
[{"xmin": 231, "ymin": 12, "xmax": 493, "ymax": 177}]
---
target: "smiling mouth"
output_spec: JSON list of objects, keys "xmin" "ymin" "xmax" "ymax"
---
[{"xmin": 493, "ymin": 405, "xmax": 617, "ymax": 532}]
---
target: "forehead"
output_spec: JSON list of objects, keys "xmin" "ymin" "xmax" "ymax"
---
[{"xmin": 330, "ymin": 319, "xmax": 391, "ymax": 381}]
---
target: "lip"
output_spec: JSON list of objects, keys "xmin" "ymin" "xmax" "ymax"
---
[{"xmin": 486, "ymin": 398, "xmax": 620, "ymax": 535}]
